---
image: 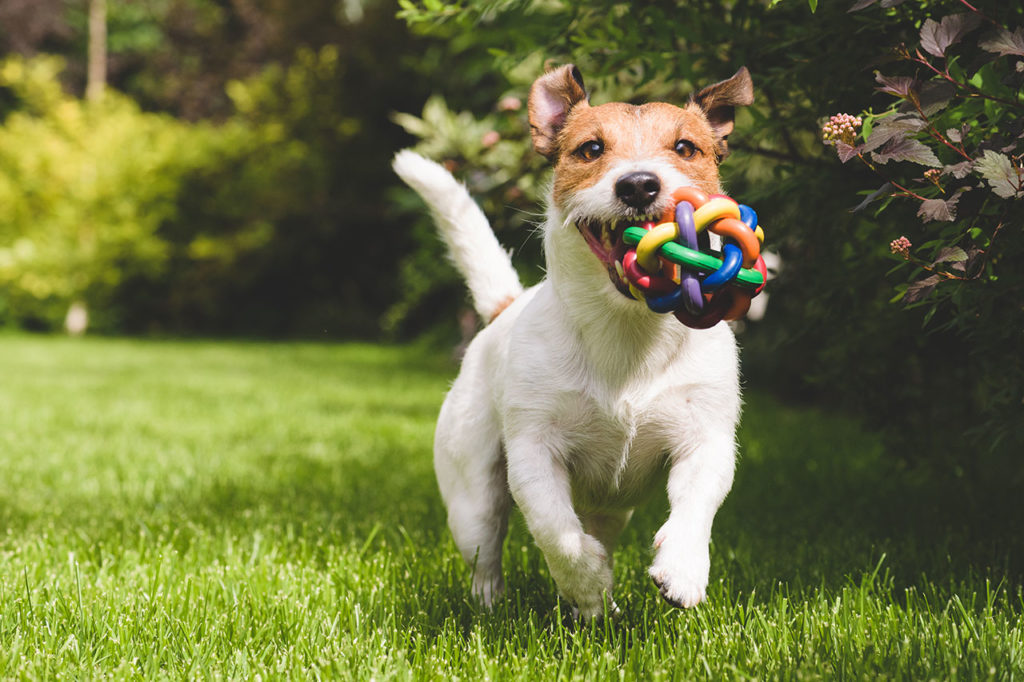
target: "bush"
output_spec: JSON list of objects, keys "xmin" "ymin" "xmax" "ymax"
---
[
  {"xmin": 0, "ymin": 7, "xmax": 433, "ymax": 337},
  {"xmin": 0, "ymin": 56, "xmax": 224, "ymax": 331},
  {"xmin": 393, "ymin": 0, "xmax": 1024, "ymax": 463},
  {"xmin": 817, "ymin": 1, "xmax": 1024, "ymax": 456}
]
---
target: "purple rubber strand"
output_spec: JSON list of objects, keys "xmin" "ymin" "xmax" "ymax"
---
[{"xmin": 674, "ymin": 201, "xmax": 704, "ymax": 314}]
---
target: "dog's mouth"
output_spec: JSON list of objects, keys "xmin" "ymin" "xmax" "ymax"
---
[{"xmin": 575, "ymin": 215, "xmax": 657, "ymax": 296}]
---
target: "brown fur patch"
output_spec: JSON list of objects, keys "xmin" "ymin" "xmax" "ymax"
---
[
  {"xmin": 551, "ymin": 102, "xmax": 723, "ymax": 207},
  {"xmin": 487, "ymin": 295, "xmax": 517, "ymax": 324}
]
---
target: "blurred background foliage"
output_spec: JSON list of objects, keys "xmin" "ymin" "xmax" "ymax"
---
[{"xmin": 0, "ymin": 0, "xmax": 1021, "ymax": 467}]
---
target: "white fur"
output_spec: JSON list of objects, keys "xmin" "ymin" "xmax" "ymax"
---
[
  {"xmin": 393, "ymin": 149, "xmax": 739, "ymax": 618},
  {"xmin": 392, "ymin": 150, "xmax": 523, "ymax": 321}
]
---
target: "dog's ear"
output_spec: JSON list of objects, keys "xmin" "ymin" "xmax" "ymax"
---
[
  {"xmin": 528, "ymin": 64, "xmax": 589, "ymax": 159},
  {"xmin": 693, "ymin": 67, "xmax": 754, "ymax": 160}
]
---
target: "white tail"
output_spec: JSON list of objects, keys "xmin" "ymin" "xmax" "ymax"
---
[{"xmin": 392, "ymin": 150, "xmax": 523, "ymax": 322}]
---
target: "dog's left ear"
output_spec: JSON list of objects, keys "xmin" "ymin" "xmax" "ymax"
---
[
  {"xmin": 693, "ymin": 67, "xmax": 754, "ymax": 160},
  {"xmin": 528, "ymin": 64, "xmax": 589, "ymax": 159}
]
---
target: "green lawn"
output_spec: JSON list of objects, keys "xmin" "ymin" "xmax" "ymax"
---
[{"xmin": 0, "ymin": 335, "xmax": 1020, "ymax": 679}]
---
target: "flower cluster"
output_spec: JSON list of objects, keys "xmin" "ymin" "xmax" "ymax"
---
[
  {"xmin": 890, "ymin": 235, "xmax": 912, "ymax": 259},
  {"xmin": 822, "ymin": 113, "xmax": 863, "ymax": 146}
]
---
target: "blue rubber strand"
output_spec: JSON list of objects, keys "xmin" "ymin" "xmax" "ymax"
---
[{"xmin": 702, "ymin": 242, "xmax": 743, "ymax": 292}]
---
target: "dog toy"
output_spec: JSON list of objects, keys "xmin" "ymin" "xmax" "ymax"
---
[{"xmin": 619, "ymin": 187, "xmax": 767, "ymax": 329}]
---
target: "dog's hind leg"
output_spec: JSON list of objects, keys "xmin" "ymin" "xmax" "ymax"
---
[{"xmin": 434, "ymin": 377, "xmax": 511, "ymax": 606}]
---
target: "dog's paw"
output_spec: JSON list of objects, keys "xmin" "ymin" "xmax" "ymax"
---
[
  {"xmin": 471, "ymin": 573, "xmax": 505, "ymax": 608},
  {"xmin": 649, "ymin": 533, "xmax": 711, "ymax": 609},
  {"xmin": 649, "ymin": 564, "xmax": 707, "ymax": 608},
  {"xmin": 570, "ymin": 596, "xmax": 621, "ymax": 622},
  {"xmin": 545, "ymin": 532, "xmax": 614, "ymax": 617}
]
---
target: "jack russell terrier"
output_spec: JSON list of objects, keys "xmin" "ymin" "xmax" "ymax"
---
[{"xmin": 393, "ymin": 64, "xmax": 755, "ymax": 618}]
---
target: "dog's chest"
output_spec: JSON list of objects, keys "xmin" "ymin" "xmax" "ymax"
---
[{"xmin": 550, "ymin": 387, "xmax": 679, "ymax": 510}]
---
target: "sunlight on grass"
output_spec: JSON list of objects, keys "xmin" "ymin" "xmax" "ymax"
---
[{"xmin": 0, "ymin": 335, "xmax": 1020, "ymax": 678}]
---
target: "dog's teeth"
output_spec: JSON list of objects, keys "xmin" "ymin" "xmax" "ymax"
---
[{"xmin": 614, "ymin": 260, "xmax": 626, "ymax": 282}]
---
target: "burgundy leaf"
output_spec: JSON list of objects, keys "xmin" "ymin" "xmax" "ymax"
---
[
  {"xmin": 914, "ymin": 81, "xmax": 955, "ymax": 116},
  {"xmin": 836, "ymin": 142, "xmax": 863, "ymax": 163},
  {"xmin": 920, "ymin": 14, "xmax": 983, "ymax": 57},
  {"xmin": 945, "ymin": 187, "xmax": 968, "ymax": 214},
  {"xmin": 875, "ymin": 72, "xmax": 917, "ymax": 98},
  {"xmin": 902, "ymin": 275, "xmax": 941, "ymax": 304},
  {"xmin": 872, "ymin": 137, "xmax": 941, "ymax": 167},
  {"xmin": 980, "ymin": 27, "xmax": 1024, "ymax": 57},
  {"xmin": 917, "ymin": 198, "xmax": 954, "ymax": 222},
  {"xmin": 862, "ymin": 114, "xmax": 924, "ymax": 154},
  {"xmin": 848, "ymin": 0, "xmax": 877, "ymax": 10},
  {"xmin": 943, "ymin": 160, "xmax": 973, "ymax": 179}
]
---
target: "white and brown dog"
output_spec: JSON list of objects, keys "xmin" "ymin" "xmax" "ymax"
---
[{"xmin": 393, "ymin": 64, "xmax": 754, "ymax": 618}]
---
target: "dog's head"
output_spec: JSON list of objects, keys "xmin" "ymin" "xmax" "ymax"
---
[{"xmin": 529, "ymin": 65, "xmax": 753, "ymax": 298}]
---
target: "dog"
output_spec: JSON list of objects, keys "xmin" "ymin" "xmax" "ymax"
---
[{"xmin": 393, "ymin": 64, "xmax": 754, "ymax": 618}]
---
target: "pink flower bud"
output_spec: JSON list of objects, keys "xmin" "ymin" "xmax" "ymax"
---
[
  {"xmin": 481, "ymin": 131, "xmax": 501, "ymax": 148},
  {"xmin": 889, "ymin": 236, "xmax": 912, "ymax": 259},
  {"xmin": 822, "ymin": 113, "xmax": 863, "ymax": 146},
  {"xmin": 498, "ymin": 96, "xmax": 522, "ymax": 112}
]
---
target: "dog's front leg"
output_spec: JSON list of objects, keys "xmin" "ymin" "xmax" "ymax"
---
[
  {"xmin": 505, "ymin": 433, "xmax": 613, "ymax": 618},
  {"xmin": 649, "ymin": 430, "xmax": 736, "ymax": 608}
]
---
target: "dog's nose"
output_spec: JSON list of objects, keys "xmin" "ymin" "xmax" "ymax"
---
[{"xmin": 614, "ymin": 172, "xmax": 661, "ymax": 210}]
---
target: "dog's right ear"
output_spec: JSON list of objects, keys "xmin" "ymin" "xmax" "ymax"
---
[
  {"xmin": 528, "ymin": 64, "xmax": 589, "ymax": 159},
  {"xmin": 693, "ymin": 67, "xmax": 754, "ymax": 160}
]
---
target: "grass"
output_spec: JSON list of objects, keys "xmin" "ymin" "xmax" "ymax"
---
[{"xmin": 0, "ymin": 334, "xmax": 1021, "ymax": 679}]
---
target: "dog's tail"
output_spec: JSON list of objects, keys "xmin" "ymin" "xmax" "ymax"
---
[{"xmin": 392, "ymin": 149, "xmax": 524, "ymax": 322}]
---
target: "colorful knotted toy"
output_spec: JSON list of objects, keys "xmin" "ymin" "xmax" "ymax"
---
[{"xmin": 618, "ymin": 187, "xmax": 767, "ymax": 329}]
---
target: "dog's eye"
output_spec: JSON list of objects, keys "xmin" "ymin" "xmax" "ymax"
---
[
  {"xmin": 675, "ymin": 139, "xmax": 699, "ymax": 159},
  {"xmin": 574, "ymin": 140, "xmax": 604, "ymax": 161}
]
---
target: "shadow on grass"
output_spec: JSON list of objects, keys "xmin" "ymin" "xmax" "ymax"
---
[{"xmin": 706, "ymin": 392, "xmax": 1024, "ymax": 591}]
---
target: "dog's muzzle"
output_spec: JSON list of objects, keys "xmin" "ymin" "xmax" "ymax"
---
[{"xmin": 575, "ymin": 216, "xmax": 657, "ymax": 297}]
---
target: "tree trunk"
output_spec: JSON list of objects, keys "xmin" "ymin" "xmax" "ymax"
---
[{"xmin": 86, "ymin": 0, "xmax": 106, "ymax": 101}]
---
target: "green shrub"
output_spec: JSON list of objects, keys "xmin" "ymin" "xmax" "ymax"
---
[
  {"xmin": 0, "ymin": 56, "xmax": 215, "ymax": 330},
  {"xmin": 0, "ymin": 39, "xmax": 415, "ymax": 336},
  {"xmin": 394, "ymin": 0, "xmax": 1024, "ymax": 462}
]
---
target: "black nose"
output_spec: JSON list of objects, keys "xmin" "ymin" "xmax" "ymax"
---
[{"xmin": 614, "ymin": 172, "xmax": 661, "ymax": 209}]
